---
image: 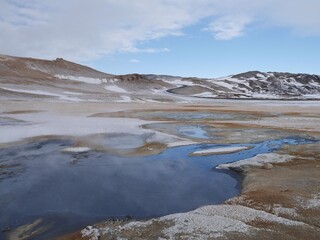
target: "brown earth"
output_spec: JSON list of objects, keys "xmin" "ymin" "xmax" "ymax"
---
[
  {"xmin": 1, "ymin": 100, "xmax": 319, "ymax": 239},
  {"xmin": 55, "ymin": 102, "xmax": 320, "ymax": 240}
]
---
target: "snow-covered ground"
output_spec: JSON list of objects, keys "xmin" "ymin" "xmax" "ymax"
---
[
  {"xmin": 191, "ymin": 146, "xmax": 250, "ymax": 156},
  {"xmin": 216, "ymin": 153, "xmax": 293, "ymax": 170},
  {"xmin": 104, "ymin": 84, "xmax": 128, "ymax": 93},
  {"xmin": 1, "ymin": 55, "xmax": 320, "ymax": 102},
  {"xmin": 55, "ymin": 75, "xmax": 103, "ymax": 84},
  {"xmin": 161, "ymin": 77, "xmax": 196, "ymax": 86},
  {"xmin": 81, "ymin": 204, "xmax": 306, "ymax": 240},
  {"xmin": 1, "ymin": 98, "xmax": 319, "ymax": 239},
  {"xmin": 62, "ymin": 147, "xmax": 91, "ymax": 153}
]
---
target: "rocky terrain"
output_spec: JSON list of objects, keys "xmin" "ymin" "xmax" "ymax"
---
[
  {"xmin": 1, "ymin": 54, "xmax": 320, "ymax": 102},
  {"xmin": 0, "ymin": 54, "xmax": 320, "ymax": 240}
]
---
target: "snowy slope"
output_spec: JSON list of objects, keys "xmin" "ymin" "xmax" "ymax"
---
[
  {"xmin": 211, "ymin": 71, "xmax": 320, "ymax": 99},
  {"xmin": 0, "ymin": 55, "xmax": 319, "ymax": 102}
]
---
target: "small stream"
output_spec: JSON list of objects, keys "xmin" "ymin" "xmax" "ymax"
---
[{"xmin": 0, "ymin": 136, "xmax": 317, "ymax": 239}]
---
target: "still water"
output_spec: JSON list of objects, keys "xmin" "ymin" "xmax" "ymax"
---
[{"xmin": 0, "ymin": 136, "xmax": 316, "ymax": 239}]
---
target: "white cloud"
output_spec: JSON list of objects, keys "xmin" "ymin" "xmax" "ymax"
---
[
  {"xmin": 205, "ymin": 16, "xmax": 251, "ymax": 40},
  {"xmin": 0, "ymin": 0, "xmax": 319, "ymax": 61},
  {"xmin": 0, "ymin": 0, "xmax": 211, "ymax": 61},
  {"xmin": 128, "ymin": 47, "xmax": 171, "ymax": 53},
  {"xmin": 129, "ymin": 59, "xmax": 139, "ymax": 63}
]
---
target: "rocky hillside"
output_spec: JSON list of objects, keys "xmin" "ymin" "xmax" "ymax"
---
[
  {"xmin": 0, "ymin": 54, "xmax": 319, "ymax": 102},
  {"xmin": 213, "ymin": 71, "xmax": 320, "ymax": 99}
]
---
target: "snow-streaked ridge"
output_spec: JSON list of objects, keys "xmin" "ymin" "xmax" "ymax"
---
[{"xmin": 55, "ymin": 74, "xmax": 103, "ymax": 84}]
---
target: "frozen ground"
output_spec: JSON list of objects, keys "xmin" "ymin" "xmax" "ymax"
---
[
  {"xmin": 191, "ymin": 146, "xmax": 250, "ymax": 156},
  {"xmin": 216, "ymin": 153, "xmax": 293, "ymax": 170},
  {"xmin": 80, "ymin": 204, "xmax": 309, "ymax": 240},
  {"xmin": 1, "ymin": 55, "xmax": 320, "ymax": 239},
  {"xmin": 1, "ymin": 99, "xmax": 320, "ymax": 240}
]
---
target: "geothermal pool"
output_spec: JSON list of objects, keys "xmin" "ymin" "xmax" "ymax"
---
[{"xmin": 0, "ymin": 136, "xmax": 316, "ymax": 239}]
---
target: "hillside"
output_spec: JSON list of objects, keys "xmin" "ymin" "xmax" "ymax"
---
[{"xmin": 0, "ymin": 55, "xmax": 319, "ymax": 102}]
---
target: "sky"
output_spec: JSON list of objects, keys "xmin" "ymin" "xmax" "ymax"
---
[{"xmin": 0, "ymin": 0, "xmax": 320, "ymax": 78}]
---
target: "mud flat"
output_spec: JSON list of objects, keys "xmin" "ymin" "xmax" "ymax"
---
[{"xmin": 1, "ymin": 100, "xmax": 320, "ymax": 239}]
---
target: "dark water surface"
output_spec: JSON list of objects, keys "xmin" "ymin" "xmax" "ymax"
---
[{"xmin": 0, "ymin": 137, "xmax": 316, "ymax": 239}]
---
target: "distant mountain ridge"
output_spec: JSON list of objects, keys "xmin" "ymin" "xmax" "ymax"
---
[{"xmin": 0, "ymin": 54, "xmax": 319, "ymax": 102}]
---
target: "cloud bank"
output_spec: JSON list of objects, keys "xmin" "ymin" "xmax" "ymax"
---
[{"xmin": 0, "ymin": 0, "xmax": 319, "ymax": 61}]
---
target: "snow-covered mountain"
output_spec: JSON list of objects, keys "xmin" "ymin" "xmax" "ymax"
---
[{"xmin": 0, "ymin": 54, "xmax": 319, "ymax": 102}]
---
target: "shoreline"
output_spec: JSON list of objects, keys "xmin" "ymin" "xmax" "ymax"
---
[
  {"xmin": 1, "ymin": 100, "xmax": 319, "ymax": 239},
  {"xmin": 57, "ymin": 142, "xmax": 320, "ymax": 240}
]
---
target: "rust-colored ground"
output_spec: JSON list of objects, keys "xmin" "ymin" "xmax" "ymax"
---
[{"xmin": 2, "ymin": 100, "xmax": 319, "ymax": 239}]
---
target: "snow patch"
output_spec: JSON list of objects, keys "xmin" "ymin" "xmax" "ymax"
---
[
  {"xmin": 82, "ymin": 204, "xmax": 305, "ymax": 239},
  {"xmin": 256, "ymin": 73, "xmax": 266, "ymax": 78},
  {"xmin": 191, "ymin": 146, "xmax": 250, "ymax": 156},
  {"xmin": 81, "ymin": 226, "xmax": 101, "ymax": 240},
  {"xmin": 190, "ymin": 205, "xmax": 304, "ymax": 226},
  {"xmin": 105, "ymin": 85, "xmax": 128, "ymax": 93},
  {"xmin": 306, "ymin": 195, "xmax": 320, "ymax": 208},
  {"xmin": 163, "ymin": 78, "xmax": 195, "ymax": 86},
  {"xmin": 116, "ymin": 95, "xmax": 132, "ymax": 103},
  {"xmin": 55, "ymin": 75, "xmax": 102, "ymax": 84},
  {"xmin": 272, "ymin": 205, "xmax": 298, "ymax": 217},
  {"xmin": 251, "ymin": 93, "xmax": 281, "ymax": 99},
  {"xmin": 302, "ymin": 94, "xmax": 320, "ymax": 99},
  {"xmin": 212, "ymin": 80, "xmax": 235, "ymax": 90},
  {"xmin": 192, "ymin": 92, "xmax": 216, "ymax": 98},
  {"xmin": 62, "ymin": 147, "xmax": 91, "ymax": 153},
  {"xmin": 167, "ymin": 140, "xmax": 196, "ymax": 148},
  {"xmin": 107, "ymin": 78, "xmax": 119, "ymax": 83},
  {"xmin": 63, "ymin": 91, "xmax": 83, "ymax": 95},
  {"xmin": 297, "ymin": 194, "xmax": 320, "ymax": 209},
  {"xmin": 216, "ymin": 153, "xmax": 293, "ymax": 170},
  {"xmin": 309, "ymin": 81, "xmax": 320, "ymax": 87}
]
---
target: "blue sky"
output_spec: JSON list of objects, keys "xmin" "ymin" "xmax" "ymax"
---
[
  {"xmin": 90, "ymin": 26, "xmax": 320, "ymax": 78},
  {"xmin": 1, "ymin": 0, "xmax": 320, "ymax": 78}
]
